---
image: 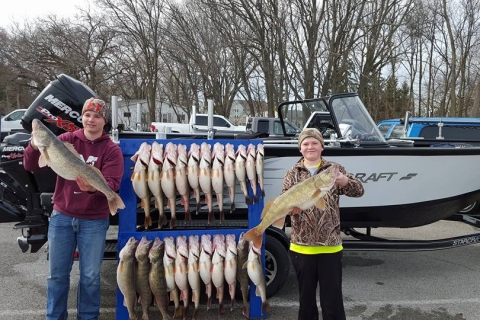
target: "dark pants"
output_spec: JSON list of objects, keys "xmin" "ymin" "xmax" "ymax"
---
[{"xmin": 290, "ymin": 250, "xmax": 346, "ymax": 320}]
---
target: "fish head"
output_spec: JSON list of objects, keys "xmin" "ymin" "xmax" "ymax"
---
[
  {"xmin": 248, "ymin": 241, "xmax": 262, "ymax": 259},
  {"xmin": 213, "ymin": 234, "xmax": 226, "ymax": 257},
  {"xmin": 188, "ymin": 235, "xmax": 200, "ymax": 258},
  {"xmin": 314, "ymin": 164, "xmax": 338, "ymax": 191},
  {"xmin": 176, "ymin": 144, "xmax": 188, "ymax": 166},
  {"xmin": 150, "ymin": 142, "xmax": 164, "ymax": 166},
  {"xmin": 200, "ymin": 143, "xmax": 212, "ymax": 160},
  {"xmin": 119, "ymin": 236, "xmax": 139, "ymax": 260},
  {"xmin": 135, "ymin": 236, "xmax": 153, "ymax": 260},
  {"xmin": 226, "ymin": 234, "xmax": 237, "ymax": 254},
  {"xmin": 131, "ymin": 142, "xmax": 151, "ymax": 166},
  {"xmin": 256, "ymin": 143, "xmax": 264, "ymax": 157},
  {"xmin": 201, "ymin": 234, "xmax": 213, "ymax": 255},
  {"xmin": 148, "ymin": 237, "xmax": 165, "ymax": 262},
  {"xmin": 164, "ymin": 236, "xmax": 176, "ymax": 260},
  {"xmin": 31, "ymin": 119, "xmax": 55, "ymax": 148},
  {"xmin": 176, "ymin": 235, "xmax": 188, "ymax": 259},
  {"xmin": 235, "ymin": 144, "xmax": 247, "ymax": 160}
]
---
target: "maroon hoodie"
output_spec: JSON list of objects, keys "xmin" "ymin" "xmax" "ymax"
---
[{"xmin": 23, "ymin": 129, "xmax": 124, "ymax": 219}]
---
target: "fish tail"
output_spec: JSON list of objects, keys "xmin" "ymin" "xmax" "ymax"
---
[
  {"xmin": 243, "ymin": 227, "xmax": 263, "ymax": 250},
  {"xmin": 195, "ymin": 202, "xmax": 201, "ymax": 215},
  {"xmin": 207, "ymin": 211, "xmax": 215, "ymax": 225},
  {"xmin": 261, "ymin": 189, "xmax": 265, "ymax": 198},
  {"xmin": 253, "ymin": 194, "xmax": 259, "ymax": 204},
  {"xmin": 170, "ymin": 216, "xmax": 177, "ymax": 229},
  {"xmin": 230, "ymin": 202, "xmax": 235, "ymax": 214},
  {"xmin": 108, "ymin": 193, "xmax": 125, "ymax": 215},
  {"xmin": 185, "ymin": 210, "xmax": 192, "ymax": 222},
  {"xmin": 245, "ymin": 195, "xmax": 252, "ymax": 205},
  {"xmin": 261, "ymin": 300, "xmax": 270, "ymax": 316},
  {"xmin": 144, "ymin": 216, "xmax": 152, "ymax": 229},
  {"xmin": 158, "ymin": 214, "xmax": 168, "ymax": 228},
  {"xmin": 220, "ymin": 210, "xmax": 225, "ymax": 224},
  {"xmin": 242, "ymin": 303, "xmax": 250, "ymax": 318}
]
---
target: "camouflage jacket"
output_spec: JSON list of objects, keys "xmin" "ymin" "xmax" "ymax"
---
[{"xmin": 282, "ymin": 157, "xmax": 364, "ymax": 247}]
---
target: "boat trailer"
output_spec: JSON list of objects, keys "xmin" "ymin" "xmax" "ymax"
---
[{"xmin": 342, "ymin": 214, "xmax": 480, "ymax": 251}]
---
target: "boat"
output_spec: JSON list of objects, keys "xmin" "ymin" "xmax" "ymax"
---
[{"xmin": 257, "ymin": 93, "xmax": 480, "ymax": 229}]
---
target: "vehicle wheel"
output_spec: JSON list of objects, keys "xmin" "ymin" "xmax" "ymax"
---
[
  {"xmin": 459, "ymin": 201, "xmax": 480, "ymax": 214},
  {"xmin": 265, "ymin": 234, "xmax": 289, "ymax": 298}
]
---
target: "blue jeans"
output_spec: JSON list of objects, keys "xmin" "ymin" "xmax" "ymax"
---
[{"xmin": 46, "ymin": 210, "xmax": 109, "ymax": 320}]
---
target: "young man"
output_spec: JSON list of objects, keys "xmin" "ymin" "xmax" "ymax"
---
[
  {"xmin": 24, "ymin": 98, "xmax": 124, "ymax": 320},
  {"xmin": 283, "ymin": 128, "xmax": 364, "ymax": 320}
]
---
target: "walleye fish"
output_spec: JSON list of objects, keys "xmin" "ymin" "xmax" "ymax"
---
[
  {"xmin": 148, "ymin": 141, "xmax": 167, "ymax": 228},
  {"xmin": 174, "ymin": 235, "xmax": 189, "ymax": 317},
  {"xmin": 187, "ymin": 143, "xmax": 201, "ymax": 215},
  {"xmin": 199, "ymin": 143, "xmax": 214, "ymax": 224},
  {"xmin": 30, "ymin": 118, "xmax": 124, "ymax": 215},
  {"xmin": 211, "ymin": 234, "xmax": 226, "ymax": 315},
  {"xmin": 224, "ymin": 143, "xmax": 236, "ymax": 213},
  {"xmin": 148, "ymin": 237, "xmax": 172, "ymax": 320},
  {"xmin": 187, "ymin": 235, "xmax": 201, "ymax": 320},
  {"xmin": 244, "ymin": 164, "xmax": 338, "ymax": 250},
  {"xmin": 236, "ymin": 233, "xmax": 250, "ymax": 318},
  {"xmin": 224, "ymin": 234, "xmax": 237, "ymax": 312},
  {"xmin": 161, "ymin": 143, "xmax": 177, "ymax": 229},
  {"xmin": 245, "ymin": 144, "xmax": 258, "ymax": 204},
  {"xmin": 256, "ymin": 143, "xmax": 265, "ymax": 198},
  {"xmin": 235, "ymin": 144, "xmax": 250, "ymax": 205},
  {"xmin": 245, "ymin": 242, "xmax": 269, "ymax": 316},
  {"xmin": 135, "ymin": 236, "xmax": 153, "ymax": 320},
  {"xmin": 117, "ymin": 237, "xmax": 139, "ymax": 320},
  {"xmin": 199, "ymin": 234, "xmax": 213, "ymax": 310},
  {"xmin": 163, "ymin": 236, "xmax": 182, "ymax": 318},
  {"xmin": 176, "ymin": 144, "xmax": 191, "ymax": 222},
  {"xmin": 211, "ymin": 142, "xmax": 225, "ymax": 222},
  {"xmin": 131, "ymin": 142, "xmax": 152, "ymax": 229}
]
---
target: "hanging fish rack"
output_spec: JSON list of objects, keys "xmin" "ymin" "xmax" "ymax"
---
[{"xmin": 116, "ymin": 138, "xmax": 266, "ymax": 320}]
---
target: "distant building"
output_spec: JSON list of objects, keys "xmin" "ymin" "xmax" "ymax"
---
[{"xmin": 115, "ymin": 99, "xmax": 187, "ymax": 130}]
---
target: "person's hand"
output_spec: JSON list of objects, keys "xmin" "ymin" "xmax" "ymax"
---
[
  {"xmin": 75, "ymin": 176, "xmax": 96, "ymax": 193},
  {"xmin": 335, "ymin": 171, "xmax": 349, "ymax": 187},
  {"xmin": 289, "ymin": 207, "xmax": 302, "ymax": 215}
]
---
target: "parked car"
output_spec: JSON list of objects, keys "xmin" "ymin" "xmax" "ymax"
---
[
  {"xmin": 245, "ymin": 116, "xmax": 301, "ymax": 137},
  {"xmin": 1, "ymin": 109, "xmax": 27, "ymax": 140}
]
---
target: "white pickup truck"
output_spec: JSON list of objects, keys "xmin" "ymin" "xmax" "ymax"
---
[{"xmin": 151, "ymin": 114, "xmax": 246, "ymax": 133}]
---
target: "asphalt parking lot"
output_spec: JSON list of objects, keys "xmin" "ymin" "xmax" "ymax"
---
[{"xmin": 1, "ymin": 220, "xmax": 480, "ymax": 319}]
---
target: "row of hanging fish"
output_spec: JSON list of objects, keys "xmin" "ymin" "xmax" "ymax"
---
[
  {"xmin": 131, "ymin": 141, "xmax": 265, "ymax": 229},
  {"xmin": 117, "ymin": 232, "xmax": 269, "ymax": 320}
]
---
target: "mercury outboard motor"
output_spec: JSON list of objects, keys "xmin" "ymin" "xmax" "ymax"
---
[{"xmin": 21, "ymin": 73, "xmax": 97, "ymax": 134}]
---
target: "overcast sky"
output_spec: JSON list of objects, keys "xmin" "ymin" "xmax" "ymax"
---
[{"xmin": 0, "ymin": 0, "xmax": 88, "ymax": 28}]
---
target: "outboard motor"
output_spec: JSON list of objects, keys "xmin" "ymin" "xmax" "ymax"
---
[
  {"xmin": 21, "ymin": 73, "xmax": 96, "ymax": 134},
  {"xmin": 0, "ymin": 74, "xmax": 98, "ymax": 253}
]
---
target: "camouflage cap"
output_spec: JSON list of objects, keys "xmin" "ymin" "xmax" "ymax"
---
[
  {"xmin": 82, "ymin": 98, "xmax": 109, "ymax": 120},
  {"xmin": 298, "ymin": 127, "xmax": 324, "ymax": 149}
]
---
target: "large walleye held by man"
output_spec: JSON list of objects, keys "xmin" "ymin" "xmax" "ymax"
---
[
  {"xmin": 244, "ymin": 164, "xmax": 338, "ymax": 250},
  {"xmin": 30, "ymin": 118, "xmax": 125, "ymax": 215}
]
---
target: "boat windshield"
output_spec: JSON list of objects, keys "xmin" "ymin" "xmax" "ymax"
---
[{"xmin": 278, "ymin": 94, "xmax": 386, "ymax": 143}]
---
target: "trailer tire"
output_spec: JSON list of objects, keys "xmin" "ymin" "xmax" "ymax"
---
[{"xmin": 265, "ymin": 234, "xmax": 289, "ymax": 298}]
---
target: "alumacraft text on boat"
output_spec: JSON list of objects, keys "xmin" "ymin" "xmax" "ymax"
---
[{"xmin": 354, "ymin": 172, "xmax": 417, "ymax": 183}]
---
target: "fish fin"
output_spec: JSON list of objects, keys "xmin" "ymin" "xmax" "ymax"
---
[
  {"xmin": 315, "ymin": 198, "xmax": 326, "ymax": 210},
  {"xmin": 63, "ymin": 142, "xmax": 81, "ymax": 158},
  {"xmin": 272, "ymin": 217, "xmax": 286, "ymax": 229},
  {"xmin": 38, "ymin": 153, "xmax": 49, "ymax": 167},
  {"xmin": 108, "ymin": 193, "xmax": 125, "ymax": 215},
  {"xmin": 260, "ymin": 199, "xmax": 276, "ymax": 219},
  {"xmin": 144, "ymin": 215, "xmax": 152, "ymax": 228},
  {"xmin": 243, "ymin": 228, "xmax": 262, "ymax": 251},
  {"xmin": 242, "ymin": 261, "xmax": 248, "ymax": 269}
]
